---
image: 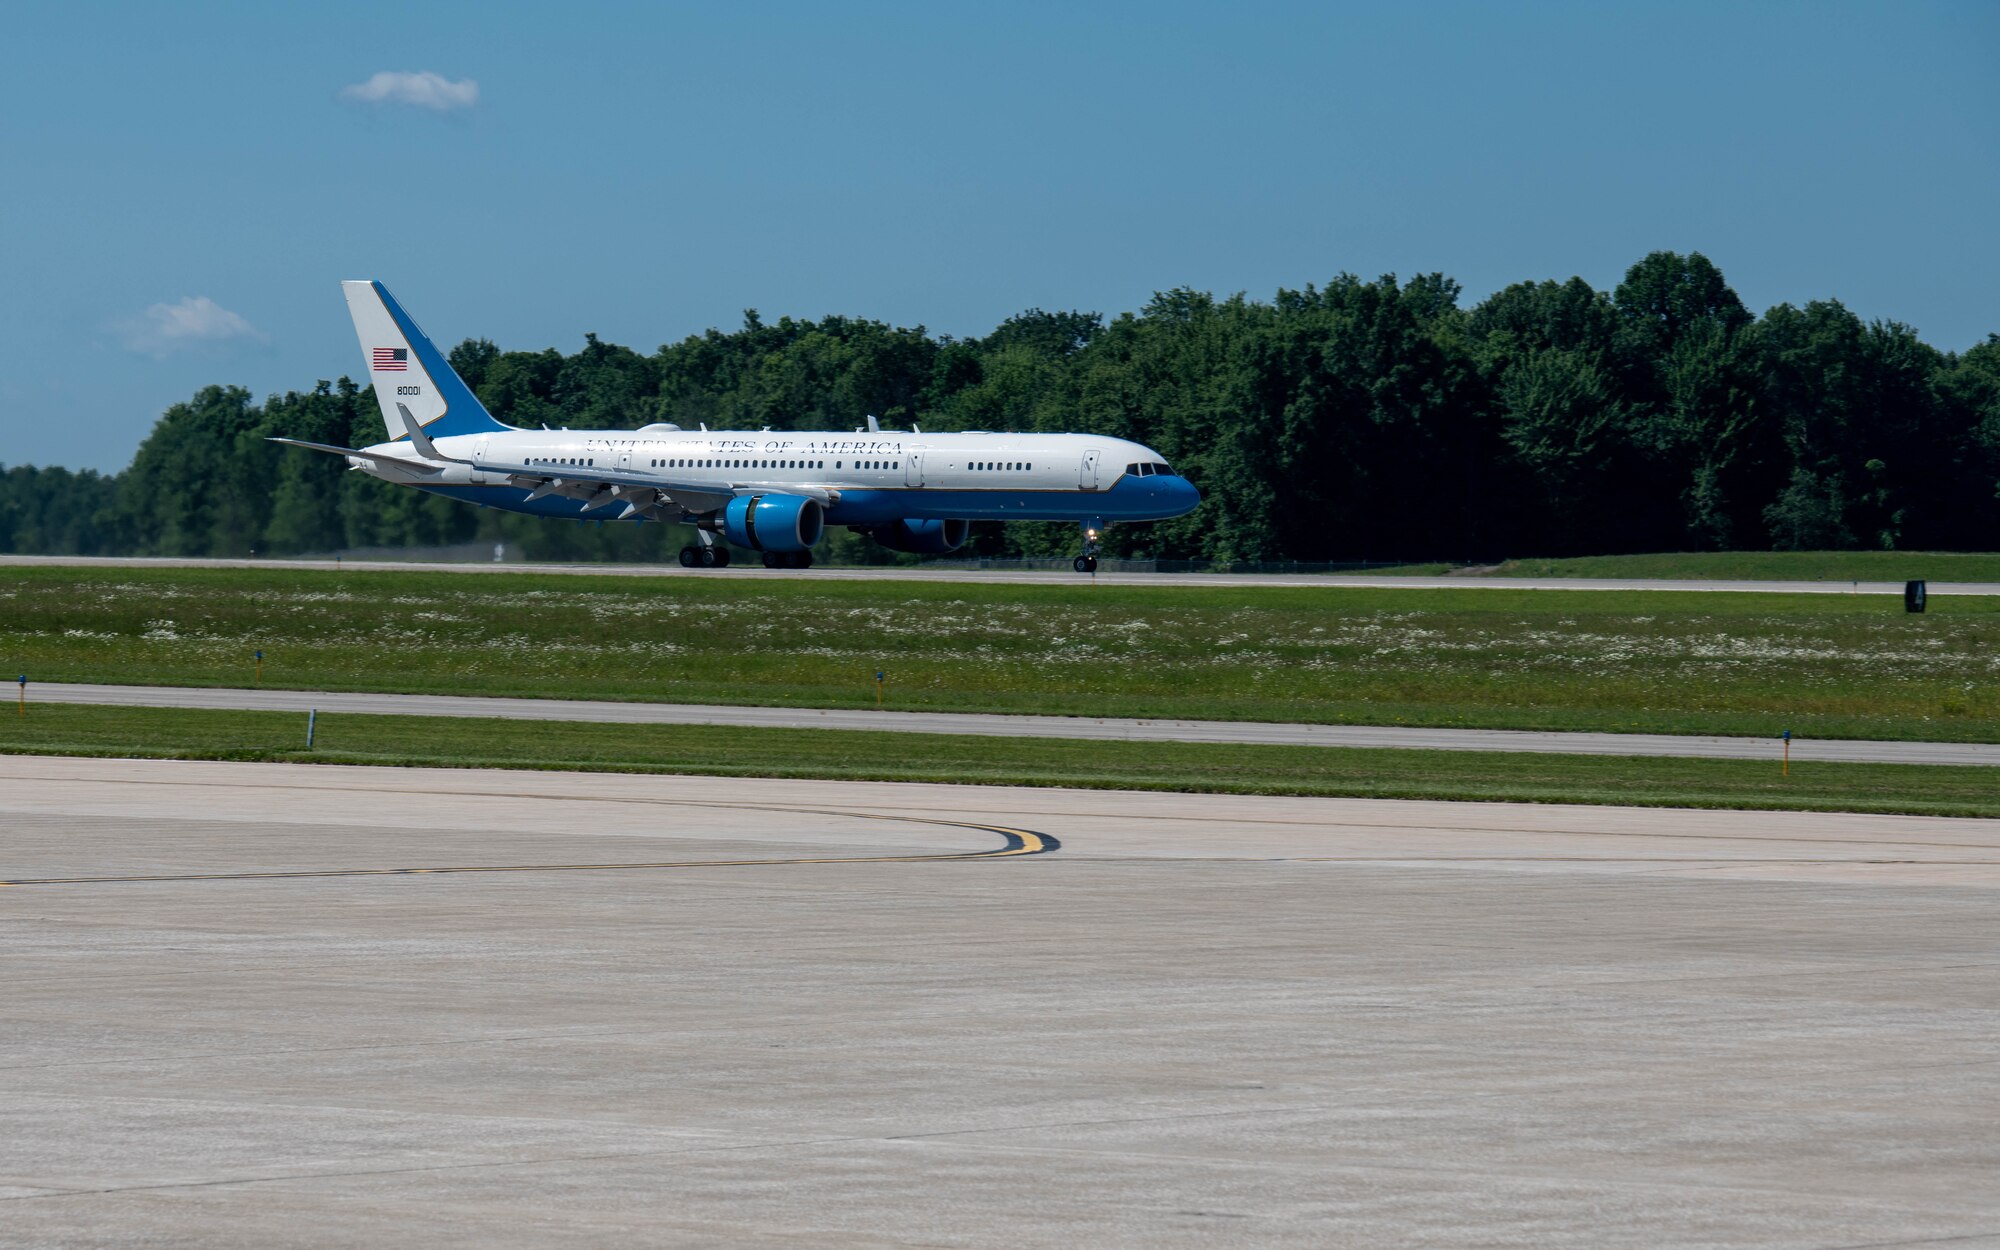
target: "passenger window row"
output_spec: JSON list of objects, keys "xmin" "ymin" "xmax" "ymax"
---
[
  {"xmin": 531, "ymin": 456, "xmax": 915, "ymax": 474},
  {"xmin": 971, "ymin": 462, "xmax": 1031, "ymax": 471},
  {"xmin": 648, "ymin": 458, "xmax": 828, "ymax": 470}
]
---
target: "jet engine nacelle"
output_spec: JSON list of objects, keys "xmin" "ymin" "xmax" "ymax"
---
[
  {"xmin": 721, "ymin": 493, "xmax": 824, "ymax": 552},
  {"xmin": 865, "ymin": 518, "xmax": 970, "ymax": 554}
]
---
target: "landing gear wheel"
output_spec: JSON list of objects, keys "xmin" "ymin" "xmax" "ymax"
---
[
  {"xmin": 761, "ymin": 551, "xmax": 783, "ymax": 569},
  {"xmin": 698, "ymin": 546, "xmax": 720, "ymax": 568},
  {"xmin": 792, "ymin": 550, "xmax": 814, "ymax": 569},
  {"xmin": 1075, "ymin": 520, "xmax": 1103, "ymax": 575},
  {"xmin": 713, "ymin": 547, "xmax": 732, "ymax": 568},
  {"xmin": 679, "ymin": 546, "xmax": 701, "ymax": 568}
]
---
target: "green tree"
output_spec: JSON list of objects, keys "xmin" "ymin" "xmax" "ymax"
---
[
  {"xmin": 262, "ymin": 382, "xmax": 363, "ymax": 553},
  {"xmin": 117, "ymin": 385, "xmax": 273, "ymax": 555},
  {"xmin": 1613, "ymin": 250, "xmax": 1752, "ymax": 363},
  {"xmin": 1754, "ymin": 301, "xmax": 1943, "ymax": 549},
  {"xmin": 1933, "ymin": 336, "xmax": 2000, "ymax": 540}
]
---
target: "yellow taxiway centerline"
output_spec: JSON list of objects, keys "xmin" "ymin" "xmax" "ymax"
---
[{"xmin": 0, "ymin": 818, "xmax": 1056, "ymax": 886}]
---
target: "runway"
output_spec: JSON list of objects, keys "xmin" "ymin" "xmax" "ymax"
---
[
  {"xmin": 5, "ymin": 552, "xmax": 1996, "ymax": 595},
  {"xmin": 4, "ymin": 754, "xmax": 1998, "ymax": 1247},
  {"xmin": 31, "ymin": 680, "xmax": 2000, "ymax": 766}
]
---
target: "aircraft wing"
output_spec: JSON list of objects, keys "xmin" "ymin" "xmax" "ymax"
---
[
  {"xmin": 472, "ymin": 461, "xmax": 847, "ymax": 518},
  {"xmin": 478, "ymin": 460, "xmax": 738, "ymax": 519},
  {"xmin": 721, "ymin": 480, "xmax": 842, "ymax": 506},
  {"xmin": 385, "ymin": 403, "xmax": 737, "ymax": 518},
  {"xmin": 481, "ymin": 466, "xmax": 849, "ymax": 520}
]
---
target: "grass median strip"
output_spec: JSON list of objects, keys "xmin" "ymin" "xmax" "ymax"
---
[
  {"xmin": 5, "ymin": 565, "xmax": 1999, "ymax": 743},
  {"xmin": 4, "ymin": 704, "xmax": 1998, "ymax": 819}
]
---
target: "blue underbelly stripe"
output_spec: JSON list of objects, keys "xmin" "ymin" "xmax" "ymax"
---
[{"xmin": 417, "ymin": 482, "xmax": 1188, "ymax": 523}]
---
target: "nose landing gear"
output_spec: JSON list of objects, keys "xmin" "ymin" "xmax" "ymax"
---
[{"xmin": 1073, "ymin": 520, "xmax": 1102, "ymax": 574}]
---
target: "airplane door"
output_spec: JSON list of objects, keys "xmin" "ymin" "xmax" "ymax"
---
[
  {"xmin": 472, "ymin": 439, "xmax": 489, "ymax": 481},
  {"xmin": 905, "ymin": 450, "xmax": 924, "ymax": 488},
  {"xmin": 1079, "ymin": 449, "xmax": 1100, "ymax": 491},
  {"xmin": 617, "ymin": 451, "xmax": 633, "ymax": 473}
]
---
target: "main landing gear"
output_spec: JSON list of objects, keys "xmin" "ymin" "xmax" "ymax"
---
[
  {"xmin": 677, "ymin": 543, "xmax": 815, "ymax": 570},
  {"xmin": 679, "ymin": 529, "xmax": 731, "ymax": 569}
]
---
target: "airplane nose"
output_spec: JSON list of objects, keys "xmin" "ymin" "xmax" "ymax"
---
[{"xmin": 1161, "ymin": 474, "xmax": 1201, "ymax": 513}]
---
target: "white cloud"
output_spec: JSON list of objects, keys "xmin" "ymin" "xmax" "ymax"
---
[
  {"xmin": 339, "ymin": 70, "xmax": 479, "ymax": 111},
  {"xmin": 118, "ymin": 297, "xmax": 266, "ymax": 358}
]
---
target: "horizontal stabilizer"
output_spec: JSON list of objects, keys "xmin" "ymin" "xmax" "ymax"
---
[{"xmin": 267, "ymin": 437, "xmax": 443, "ymax": 474}]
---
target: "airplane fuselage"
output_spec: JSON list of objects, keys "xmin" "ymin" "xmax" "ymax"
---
[{"xmin": 352, "ymin": 426, "xmax": 1199, "ymax": 528}]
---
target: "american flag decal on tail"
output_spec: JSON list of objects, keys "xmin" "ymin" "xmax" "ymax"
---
[{"xmin": 372, "ymin": 347, "xmax": 408, "ymax": 371}]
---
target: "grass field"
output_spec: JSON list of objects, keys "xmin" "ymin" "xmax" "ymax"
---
[
  {"xmin": 1425, "ymin": 551, "xmax": 2000, "ymax": 581},
  {"xmin": 3, "ymin": 565, "xmax": 1998, "ymax": 742},
  {"xmin": 3, "ymin": 703, "xmax": 1995, "ymax": 819}
]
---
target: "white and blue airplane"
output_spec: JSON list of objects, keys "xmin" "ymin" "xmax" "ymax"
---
[{"xmin": 273, "ymin": 282, "xmax": 1200, "ymax": 570}]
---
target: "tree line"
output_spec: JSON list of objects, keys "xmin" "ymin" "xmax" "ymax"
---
[{"xmin": 4, "ymin": 251, "xmax": 1997, "ymax": 563}]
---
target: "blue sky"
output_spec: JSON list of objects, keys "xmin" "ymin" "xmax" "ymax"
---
[{"xmin": 4, "ymin": 0, "xmax": 1995, "ymax": 471}]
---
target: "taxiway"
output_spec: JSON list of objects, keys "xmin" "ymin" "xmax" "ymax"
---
[
  {"xmin": 29, "ymin": 681, "xmax": 2000, "ymax": 766},
  {"xmin": 3, "ymin": 755, "xmax": 1996, "ymax": 1247}
]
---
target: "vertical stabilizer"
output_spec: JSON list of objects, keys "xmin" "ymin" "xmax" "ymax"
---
[{"xmin": 342, "ymin": 280, "xmax": 510, "ymax": 441}]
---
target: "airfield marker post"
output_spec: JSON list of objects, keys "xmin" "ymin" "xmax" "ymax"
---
[
  {"xmin": 254, "ymin": 650, "xmax": 264, "ymax": 685},
  {"xmin": 876, "ymin": 670, "xmax": 885, "ymax": 708},
  {"xmin": 306, "ymin": 709, "xmax": 316, "ymax": 750},
  {"xmin": 16, "ymin": 675, "xmax": 23, "ymax": 717},
  {"xmin": 1782, "ymin": 729, "xmax": 1791, "ymax": 777}
]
